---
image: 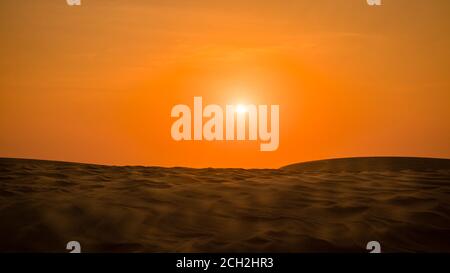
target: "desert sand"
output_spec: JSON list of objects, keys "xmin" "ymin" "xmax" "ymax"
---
[{"xmin": 0, "ymin": 157, "xmax": 449, "ymax": 252}]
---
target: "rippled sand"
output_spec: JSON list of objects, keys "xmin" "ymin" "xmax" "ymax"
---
[{"xmin": 0, "ymin": 157, "xmax": 449, "ymax": 252}]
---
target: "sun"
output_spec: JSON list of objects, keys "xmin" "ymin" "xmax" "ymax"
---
[{"xmin": 236, "ymin": 104, "xmax": 248, "ymax": 113}]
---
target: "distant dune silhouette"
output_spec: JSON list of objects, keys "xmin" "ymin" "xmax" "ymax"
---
[
  {"xmin": 282, "ymin": 157, "xmax": 450, "ymax": 172},
  {"xmin": 0, "ymin": 157, "xmax": 449, "ymax": 252}
]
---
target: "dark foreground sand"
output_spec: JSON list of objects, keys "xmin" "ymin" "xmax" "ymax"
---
[{"xmin": 0, "ymin": 157, "xmax": 449, "ymax": 252}]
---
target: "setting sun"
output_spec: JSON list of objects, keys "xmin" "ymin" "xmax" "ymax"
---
[{"xmin": 236, "ymin": 104, "xmax": 248, "ymax": 113}]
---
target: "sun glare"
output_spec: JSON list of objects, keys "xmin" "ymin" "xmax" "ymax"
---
[{"xmin": 236, "ymin": 104, "xmax": 248, "ymax": 113}]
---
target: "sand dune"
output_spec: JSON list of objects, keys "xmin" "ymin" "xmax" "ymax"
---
[{"xmin": 0, "ymin": 157, "xmax": 449, "ymax": 252}]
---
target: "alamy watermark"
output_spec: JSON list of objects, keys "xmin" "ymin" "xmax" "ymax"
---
[
  {"xmin": 367, "ymin": 0, "xmax": 382, "ymax": 6},
  {"xmin": 171, "ymin": 97, "xmax": 280, "ymax": 151},
  {"xmin": 66, "ymin": 1, "xmax": 381, "ymax": 7},
  {"xmin": 66, "ymin": 0, "xmax": 81, "ymax": 6}
]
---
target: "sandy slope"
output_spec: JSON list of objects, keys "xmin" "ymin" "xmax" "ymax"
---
[{"xmin": 0, "ymin": 157, "xmax": 449, "ymax": 252}]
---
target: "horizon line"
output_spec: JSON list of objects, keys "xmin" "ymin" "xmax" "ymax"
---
[{"xmin": 1, "ymin": 155, "xmax": 449, "ymax": 170}]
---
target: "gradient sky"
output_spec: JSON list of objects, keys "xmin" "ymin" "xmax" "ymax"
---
[{"xmin": 1, "ymin": 0, "xmax": 449, "ymax": 168}]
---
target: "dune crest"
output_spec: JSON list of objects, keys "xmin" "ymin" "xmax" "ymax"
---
[{"xmin": 282, "ymin": 157, "xmax": 450, "ymax": 172}]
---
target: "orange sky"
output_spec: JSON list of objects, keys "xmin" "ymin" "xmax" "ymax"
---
[{"xmin": 1, "ymin": 0, "xmax": 449, "ymax": 168}]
